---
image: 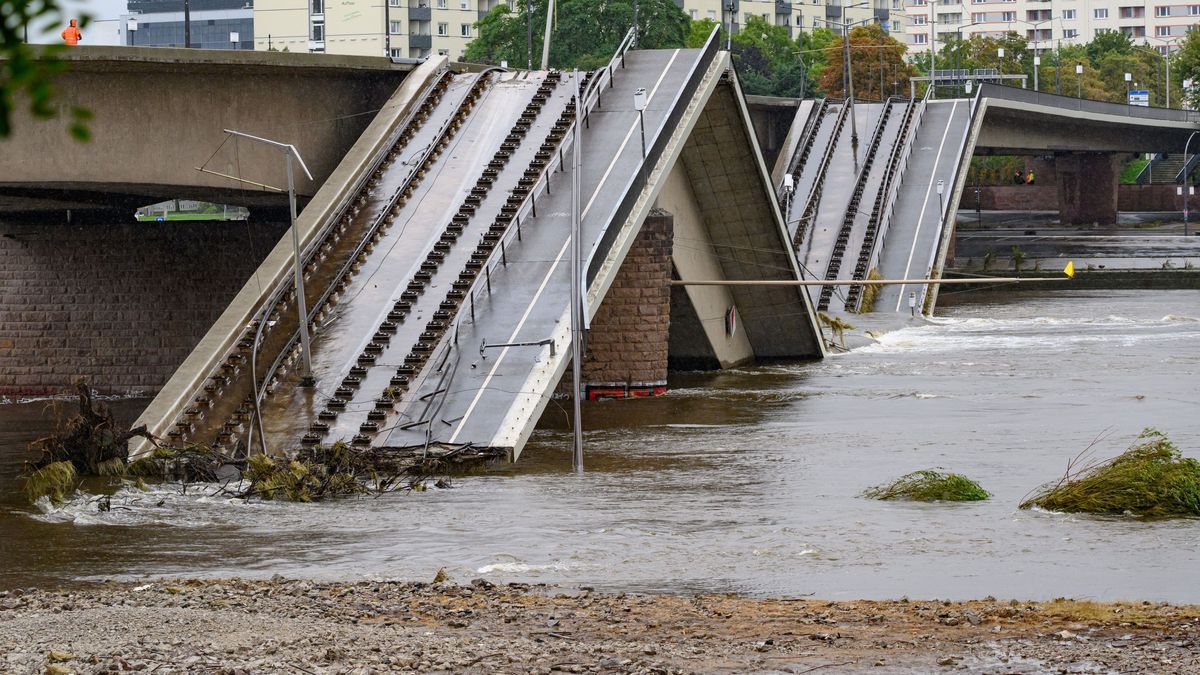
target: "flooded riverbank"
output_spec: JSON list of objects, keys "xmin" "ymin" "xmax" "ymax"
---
[{"xmin": 2, "ymin": 290, "xmax": 1198, "ymax": 601}]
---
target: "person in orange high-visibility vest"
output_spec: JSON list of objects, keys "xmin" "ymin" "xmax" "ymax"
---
[{"xmin": 61, "ymin": 19, "xmax": 82, "ymax": 45}]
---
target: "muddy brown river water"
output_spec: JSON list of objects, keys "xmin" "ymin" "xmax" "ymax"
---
[{"xmin": 2, "ymin": 290, "xmax": 1198, "ymax": 601}]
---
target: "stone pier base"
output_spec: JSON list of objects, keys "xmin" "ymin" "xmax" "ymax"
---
[{"xmin": 579, "ymin": 210, "xmax": 674, "ymax": 400}]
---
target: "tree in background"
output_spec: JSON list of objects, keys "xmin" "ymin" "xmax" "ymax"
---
[
  {"xmin": 818, "ymin": 24, "xmax": 913, "ymax": 99},
  {"xmin": 465, "ymin": 0, "xmax": 688, "ymax": 71},
  {"xmin": 1175, "ymin": 28, "xmax": 1200, "ymax": 109},
  {"xmin": 729, "ymin": 17, "xmax": 835, "ymax": 98},
  {"xmin": 0, "ymin": 0, "xmax": 90, "ymax": 139},
  {"xmin": 685, "ymin": 18, "xmax": 721, "ymax": 49}
]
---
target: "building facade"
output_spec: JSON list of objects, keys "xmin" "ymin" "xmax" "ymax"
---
[
  {"xmin": 253, "ymin": 0, "xmax": 491, "ymax": 58},
  {"xmin": 896, "ymin": 0, "xmax": 1199, "ymax": 56},
  {"xmin": 676, "ymin": 0, "xmax": 886, "ymax": 37},
  {"xmin": 123, "ymin": 0, "xmax": 254, "ymax": 49},
  {"xmin": 252, "ymin": 0, "xmax": 890, "ymax": 60}
]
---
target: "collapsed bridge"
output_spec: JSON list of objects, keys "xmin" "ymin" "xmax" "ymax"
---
[{"xmin": 129, "ymin": 32, "xmax": 824, "ymax": 460}]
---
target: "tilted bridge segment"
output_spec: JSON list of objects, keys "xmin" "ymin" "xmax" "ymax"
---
[
  {"xmin": 130, "ymin": 31, "xmax": 824, "ymax": 461},
  {"xmin": 769, "ymin": 82, "xmax": 1200, "ymax": 316}
]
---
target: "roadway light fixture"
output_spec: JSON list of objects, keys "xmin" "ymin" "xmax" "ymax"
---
[
  {"xmin": 1076, "ymin": 63, "xmax": 1083, "ymax": 99},
  {"xmin": 815, "ymin": 12, "xmax": 871, "ymax": 167},
  {"xmin": 633, "ymin": 87, "xmax": 648, "ymax": 158},
  {"xmin": 936, "ymin": 179, "xmax": 945, "ymax": 217},
  {"xmin": 1185, "ymin": 130, "xmax": 1199, "ymax": 237},
  {"xmin": 222, "ymin": 129, "xmax": 317, "ymax": 388},
  {"xmin": 1033, "ymin": 55, "xmax": 1041, "ymax": 92},
  {"xmin": 1125, "ymin": 71, "xmax": 1132, "ymax": 105}
]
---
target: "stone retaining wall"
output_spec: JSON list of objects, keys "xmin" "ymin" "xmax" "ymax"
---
[{"xmin": 0, "ymin": 219, "xmax": 286, "ymax": 396}]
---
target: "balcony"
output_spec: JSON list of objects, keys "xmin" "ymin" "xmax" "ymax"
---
[
  {"xmin": 408, "ymin": 5, "xmax": 431, "ymax": 21},
  {"xmin": 409, "ymin": 33, "xmax": 432, "ymax": 49}
]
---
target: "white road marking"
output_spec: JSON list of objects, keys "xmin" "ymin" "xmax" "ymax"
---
[
  {"xmin": 894, "ymin": 100, "xmax": 959, "ymax": 312},
  {"xmin": 449, "ymin": 49, "xmax": 683, "ymax": 443}
]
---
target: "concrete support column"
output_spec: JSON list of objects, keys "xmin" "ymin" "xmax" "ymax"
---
[
  {"xmin": 1056, "ymin": 152, "xmax": 1119, "ymax": 225},
  {"xmin": 579, "ymin": 210, "xmax": 674, "ymax": 400}
]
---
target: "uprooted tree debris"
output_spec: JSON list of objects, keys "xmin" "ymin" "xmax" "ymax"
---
[
  {"xmin": 1020, "ymin": 428, "xmax": 1200, "ymax": 518},
  {"xmin": 23, "ymin": 378, "xmax": 503, "ymax": 505},
  {"xmin": 864, "ymin": 470, "xmax": 991, "ymax": 502}
]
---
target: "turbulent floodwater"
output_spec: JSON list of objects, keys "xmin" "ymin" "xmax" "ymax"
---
[{"xmin": 2, "ymin": 290, "xmax": 1198, "ymax": 601}]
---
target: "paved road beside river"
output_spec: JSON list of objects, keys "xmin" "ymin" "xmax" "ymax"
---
[{"xmin": 2, "ymin": 578, "xmax": 1198, "ymax": 674}]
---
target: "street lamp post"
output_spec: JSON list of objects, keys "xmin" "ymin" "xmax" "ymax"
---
[
  {"xmin": 1125, "ymin": 71, "xmax": 1132, "ymax": 105},
  {"xmin": 1075, "ymin": 63, "xmax": 1083, "ymax": 99},
  {"xmin": 815, "ymin": 10, "xmax": 871, "ymax": 168},
  {"xmin": 223, "ymin": 129, "xmax": 317, "ymax": 388},
  {"xmin": 1185, "ymin": 130, "xmax": 1199, "ymax": 236},
  {"xmin": 633, "ymin": 87, "xmax": 647, "ymax": 158}
]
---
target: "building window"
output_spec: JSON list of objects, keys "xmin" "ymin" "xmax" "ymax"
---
[
  {"xmin": 460, "ymin": 23, "xmax": 470, "ymax": 36},
  {"xmin": 460, "ymin": 0, "xmax": 469, "ymax": 8},
  {"xmin": 438, "ymin": 48, "xmax": 449, "ymax": 55},
  {"xmin": 1001, "ymin": 11, "xmax": 1014, "ymax": 21},
  {"xmin": 311, "ymin": 0, "xmax": 323, "ymax": 14},
  {"xmin": 437, "ymin": 22, "xmax": 448, "ymax": 36},
  {"xmin": 689, "ymin": 9, "xmax": 697, "ymax": 18},
  {"xmin": 1156, "ymin": 6, "xmax": 1170, "ymax": 16},
  {"xmin": 389, "ymin": 20, "xmax": 401, "ymax": 34},
  {"xmin": 311, "ymin": 22, "xmax": 324, "ymax": 41},
  {"xmin": 437, "ymin": 0, "xmax": 447, "ymax": 8},
  {"xmin": 1096, "ymin": 27, "xmax": 1111, "ymax": 35},
  {"xmin": 911, "ymin": 15, "xmax": 926, "ymax": 25},
  {"xmin": 389, "ymin": 48, "xmax": 402, "ymax": 57},
  {"xmin": 389, "ymin": 0, "xmax": 400, "ymax": 5},
  {"xmin": 913, "ymin": 33, "xmax": 928, "ymax": 44},
  {"xmin": 1094, "ymin": 8, "xmax": 1108, "ymax": 19},
  {"xmin": 1062, "ymin": 9, "xmax": 1075, "ymax": 20},
  {"xmin": 1064, "ymin": 28, "xmax": 1078, "ymax": 38},
  {"xmin": 1191, "ymin": 5, "xmax": 1200, "ymax": 15}
]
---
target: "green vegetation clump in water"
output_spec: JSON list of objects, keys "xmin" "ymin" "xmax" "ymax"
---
[
  {"xmin": 864, "ymin": 470, "xmax": 990, "ymax": 502},
  {"xmin": 1021, "ymin": 429, "xmax": 1200, "ymax": 518},
  {"xmin": 856, "ymin": 268, "xmax": 883, "ymax": 313}
]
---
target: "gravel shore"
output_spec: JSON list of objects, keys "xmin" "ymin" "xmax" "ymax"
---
[{"xmin": 2, "ymin": 577, "xmax": 1198, "ymax": 674}]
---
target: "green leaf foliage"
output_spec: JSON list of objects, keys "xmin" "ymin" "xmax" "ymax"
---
[
  {"xmin": 865, "ymin": 470, "xmax": 990, "ymax": 502},
  {"xmin": 1021, "ymin": 429, "xmax": 1200, "ymax": 518},
  {"xmin": 464, "ymin": 0, "xmax": 688, "ymax": 71}
]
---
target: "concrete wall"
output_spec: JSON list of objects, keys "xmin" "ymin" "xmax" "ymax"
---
[{"xmin": 0, "ymin": 219, "xmax": 287, "ymax": 396}]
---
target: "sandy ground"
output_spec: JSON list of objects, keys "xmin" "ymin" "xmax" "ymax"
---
[{"xmin": 1, "ymin": 578, "xmax": 1198, "ymax": 674}]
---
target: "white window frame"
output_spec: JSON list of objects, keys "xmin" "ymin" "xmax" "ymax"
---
[
  {"xmin": 1094, "ymin": 8, "xmax": 1108, "ymax": 19},
  {"xmin": 460, "ymin": 23, "xmax": 470, "ymax": 37},
  {"xmin": 436, "ymin": 21, "xmax": 448, "ymax": 36}
]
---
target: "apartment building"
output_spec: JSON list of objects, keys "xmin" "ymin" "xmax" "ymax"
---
[
  {"xmin": 251, "ymin": 0, "xmax": 891, "ymax": 59},
  {"xmin": 897, "ymin": 0, "xmax": 1200, "ymax": 55},
  {"xmin": 254, "ymin": 0, "xmax": 490, "ymax": 58},
  {"xmin": 677, "ymin": 0, "xmax": 886, "ymax": 37}
]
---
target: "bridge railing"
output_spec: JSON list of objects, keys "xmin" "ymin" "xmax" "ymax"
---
[
  {"xmin": 585, "ymin": 26, "xmax": 721, "ymax": 288},
  {"xmin": 978, "ymin": 82, "xmax": 1200, "ymax": 124}
]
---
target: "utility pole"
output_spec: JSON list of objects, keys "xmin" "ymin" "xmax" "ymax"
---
[
  {"xmin": 526, "ymin": 0, "xmax": 533, "ymax": 70},
  {"xmin": 540, "ymin": 0, "xmax": 554, "ymax": 70},
  {"xmin": 844, "ymin": 23, "xmax": 858, "ymax": 164},
  {"xmin": 928, "ymin": 9, "xmax": 936, "ymax": 99},
  {"xmin": 570, "ymin": 69, "xmax": 584, "ymax": 473},
  {"xmin": 184, "ymin": 0, "xmax": 192, "ymax": 48}
]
